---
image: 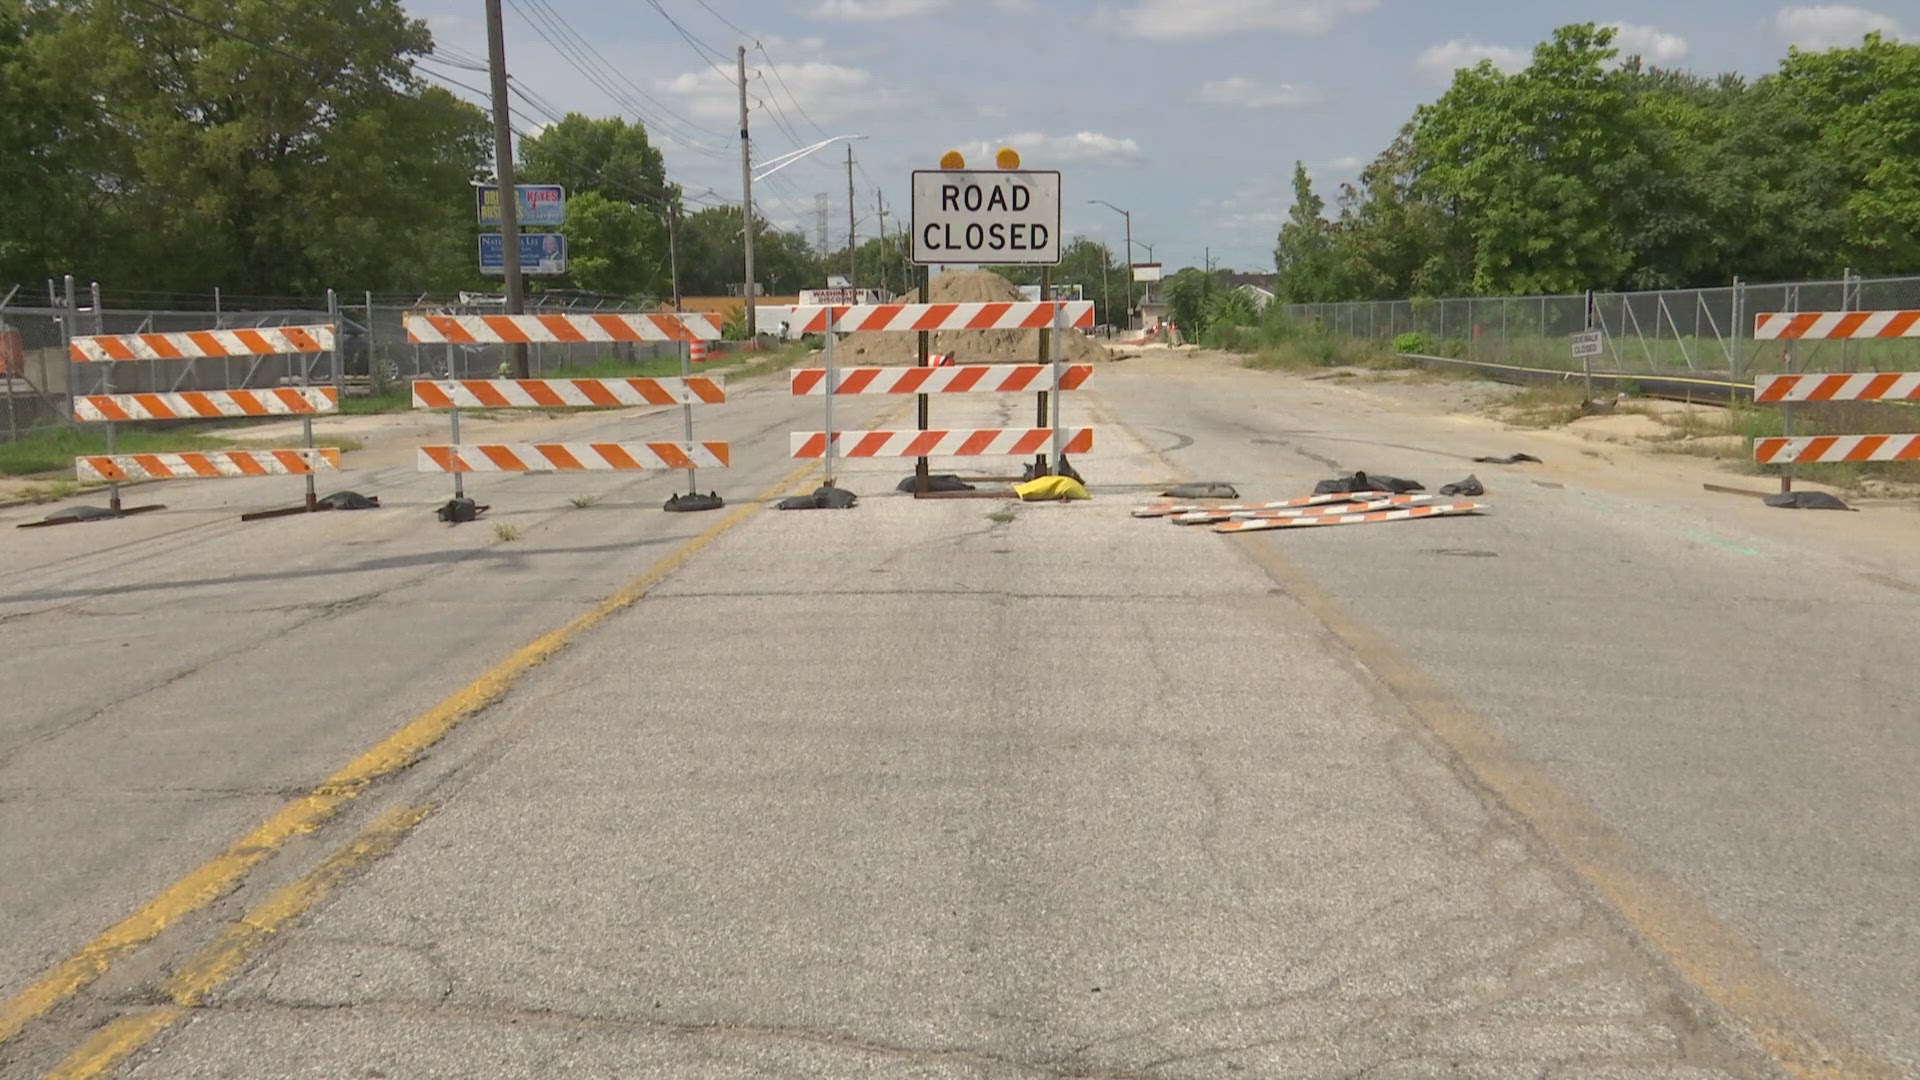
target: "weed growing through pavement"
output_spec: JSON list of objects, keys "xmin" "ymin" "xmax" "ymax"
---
[
  {"xmin": 568, "ymin": 495, "xmax": 600, "ymax": 509},
  {"xmin": 987, "ymin": 510, "xmax": 1016, "ymax": 524},
  {"xmin": 493, "ymin": 523, "xmax": 522, "ymax": 541}
]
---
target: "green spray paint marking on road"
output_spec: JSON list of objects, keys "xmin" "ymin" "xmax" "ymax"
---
[{"xmin": 1685, "ymin": 531, "xmax": 1761, "ymax": 556}]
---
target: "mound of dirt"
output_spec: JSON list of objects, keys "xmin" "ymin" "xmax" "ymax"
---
[{"xmin": 828, "ymin": 269, "xmax": 1110, "ymax": 366}]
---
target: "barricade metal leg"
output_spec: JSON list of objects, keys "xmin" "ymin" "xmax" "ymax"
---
[{"xmin": 823, "ymin": 307, "xmax": 838, "ymax": 487}]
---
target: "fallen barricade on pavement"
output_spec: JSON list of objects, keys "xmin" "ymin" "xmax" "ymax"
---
[{"xmin": 1133, "ymin": 473, "xmax": 1491, "ymax": 534}]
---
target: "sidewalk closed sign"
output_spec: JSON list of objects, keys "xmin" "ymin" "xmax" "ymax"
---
[
  {"xmin": 1571, "ymin": 330, "xmax": 1604, "ymax": 358},
  {"xmin": 912, "ymin": 170, "xmax": 1060, "ymax": 266}
]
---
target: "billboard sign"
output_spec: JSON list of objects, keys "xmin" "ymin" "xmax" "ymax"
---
[
  {"xmin": 476, "ymin": 184, "xmax": 567, "ymax": 227},
  {"xmin": 479, "ymin": 233, "xmax": 568, "ymax": 275}
]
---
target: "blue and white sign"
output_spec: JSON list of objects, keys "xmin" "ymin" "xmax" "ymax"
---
[
  {"xmin": 479, "ymin": 233, "xmax": 568, "ymax": 275},
  {"xmin": 476, "ymin": 184, "xmax": 567, "ymax": 227}
]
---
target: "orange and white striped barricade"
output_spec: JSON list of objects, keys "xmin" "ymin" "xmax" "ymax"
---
[
  {"xmin": 1169, "ymin": 493, "xmax": 1439, "ymax": 525},
  {"xmin": 406, "ymin": 312, "xmax": 730, "ymax": 515},
  {"xmin": 785, "ymin": 300, "xmax": 1096, "ymax": 491},
  {"xmin": 1131, "ymin": 491, "xmax": 1389, "ymax": 519},
  {"xmin": 51, "ymin": 316, "xmax": 341, "ymax": 525},
  {"xmin": 689, "ymin": 340, "xmax": 709, "ymax": 365},
  {"xmin": 1750, "ymin": 312, "xmax": 1920, "ymax": 487},
  {"xmin": 1212, "ymin": 501, "xmax": 1488, "ymax": 534}
]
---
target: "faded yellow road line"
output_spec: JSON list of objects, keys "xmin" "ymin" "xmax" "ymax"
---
[
  {"xmin": 1097, "ymin": 396, "xmax": 1897, "ymax": 1079},
  {"xmin": 47, "ymin": 804, "xmax": 433, "ymax": 1079},
  {"xmin": 0, "ymin": 456, "xmax": 819, "ymax": 1049}
]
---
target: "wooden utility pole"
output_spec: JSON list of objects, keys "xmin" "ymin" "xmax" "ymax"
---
[
  {"xmin": 484, "ymin": 0, "xmax": 528, "ymax": 376},
  {"xmin": 846, "ymin": 145, "xmax": 857, "ymax": 287},
  {"xmin": 738, "ymin": 46, "xmax": 756, "ymax": 340},
  {"xmin": 875, "ymin": 189, "xmax": 891, "ymax": 293}
]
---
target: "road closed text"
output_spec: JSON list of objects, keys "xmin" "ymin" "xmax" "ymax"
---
[
  {"xmin": 921, "ymin": 221, "xmax": 1051, "ymax": 255},
  {"xmin": 911, "ymin": 170, "xmax": 1061, "ymax": 265}
]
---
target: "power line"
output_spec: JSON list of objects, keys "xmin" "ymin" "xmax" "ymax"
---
[
  {"xmin": 506, "ymin": 0, "xmax": 730, "ymax": 159},
  {"xmin": 755, "ymin": 42, "xmax": 831, "ymax": 142},
  {"xmin": 644, "ymin": 0, "xmax": 736, "ymax": 81},
  {"xmin": 521, "ymin": 0, "xmax": 731, "ymax": 142},
  {"xmin": 693, "ymin": 0, "xmax": 753, "ymax": 41}
]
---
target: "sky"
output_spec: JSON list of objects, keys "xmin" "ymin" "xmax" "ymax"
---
[{"xmin": 403, "ymin": 0, "xmax": 1917, "ymax": 275}]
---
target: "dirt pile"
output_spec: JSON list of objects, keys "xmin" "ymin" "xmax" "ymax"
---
[{"xmin": 829, "ymin": 270, "xmax": 1110, "ymax": 365}]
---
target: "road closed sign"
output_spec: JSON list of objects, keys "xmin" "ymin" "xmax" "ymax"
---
[{"xmin": 912, "ymin": 170, "xmax": 1061, "ymax": 266}]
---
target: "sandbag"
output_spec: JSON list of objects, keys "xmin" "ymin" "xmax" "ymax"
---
[
  {"xmin": 317, "ymin": 490, "xmax": 379, "ymax": 510},
  {"xmin": 1014, "ymin": 475, "xmax": 1089, "ymax": 501},
  {"xmin": 1438, "ymin": 475, "xmax": 1484, "ymax": 497},
  {"xmin": 778, "ymin": 485, "xmax": 859, "ymax": 510},
  {"xmin": 436, "ymin": 497, "xmax": 486, "ymax": 522},
  {"xmin": 897, "ymin": 474, "xmax": 974, "ymax": 493},
  {"xmin": 1764, "ymin": 491, "xmax": 1852, "ymax": 511},
  {"xmin": 1315, "ymin": 471, "xmax": 1423, "ymax": 495}
]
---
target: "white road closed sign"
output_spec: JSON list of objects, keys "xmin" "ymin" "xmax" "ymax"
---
[{"xmin": 912, "ymin": 170, "xmax": 1061, "ymax": 266}]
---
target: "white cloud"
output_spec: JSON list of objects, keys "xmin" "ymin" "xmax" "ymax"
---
[
  {"xmin": 1321, "ymin": 155, "xmax": 1363, "ymax": 171},
  {"xmin": 972, "ymin": 131, "xmax": 1144, "ymax": 166},
  {"xmin": 1194, "ymin": 77, "xmax": 1324, "ymax": 109},
  {"xmin": 1118, "ymin": 0, "xmax": 1377, "ymax": 41},
  {"xmin": 807, "ymin": 0, "xmax": 947, "ymax": 19},
  {"xmin": 1774, "ymin": 5, "xmax": 1906, "ymax": 48},
  {"xmin": 662, "ymin": 60, "xmax": 916, "ymax": 122},
  {"xmin": 1605, "ymin": 22, "xmax": 1690, "ymax": 62},
  {"xmin": 1415, "ymin": 39, "xmax": 1530, "ymax": 78}
]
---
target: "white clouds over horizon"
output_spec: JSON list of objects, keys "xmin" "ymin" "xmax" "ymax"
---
[
  {"xmin": 660, "ymin": 59, "xmax": 917, "ymax": 122},
  {"xmin": 1118, "ymin": 0, "xmax": 1377, "ymax": 41},
  {"xmin": 1774, "ymin": 5, "xmax": 1907, "ymax": 48},
  {"xmin": 1194, "ymin": 77, "xmax": 1325, "ymax": 109},
  {"xmin": 971, "ymin": 132, "xmax": 1145, "ymax": 166},
  {"xmin": 1606, "ymin": 22, "xmax": 1690, "ymax": 62},
  {"xmin": 806, "ymin": 0, "xmax": 1029, "ymax": 17},
  {"xmin": 1415, "ymin": 39, "xmax": 1531, "ymax": 77}
]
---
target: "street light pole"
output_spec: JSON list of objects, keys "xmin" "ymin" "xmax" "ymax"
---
[{"xmin": 1089, "ymin": 199, "xmax": 1134, "ymax": 330}]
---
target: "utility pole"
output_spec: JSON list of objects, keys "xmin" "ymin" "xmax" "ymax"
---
[
  {"xmin": 737, "ymin": 45, "xmax": 756, "ymax": 340},
  {"xmin": 484, "ymin": 0, "xmax": 528, "ymax": 377},
  {"xmin": 875, "ymin": 189, "xmax": 890, "ymax": 293},
  {"xmin": 846, "ymin": 144, "xmax": 857, "ymax": 288}
]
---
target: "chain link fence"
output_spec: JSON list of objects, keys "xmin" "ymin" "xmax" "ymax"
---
[
  {"xmin": 1280, "ymin": 273, "xmax": 1920, "ymax": 381},
  {"xmin": 0, "ymin": 285, "xmax": 681, "ymax": 444}
]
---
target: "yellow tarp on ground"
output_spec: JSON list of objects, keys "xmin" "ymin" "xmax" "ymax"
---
[{"xmin": 1013, "ymin": 475, "xmax": 1089, "ymax": 501}]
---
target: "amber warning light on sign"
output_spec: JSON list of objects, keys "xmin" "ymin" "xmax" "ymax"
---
[{"xmin": 911, "ymin": 169, "xmax": 1061, "ymax": 266}]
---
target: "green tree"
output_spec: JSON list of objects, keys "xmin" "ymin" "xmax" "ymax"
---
[
  {"xmin": 1274, "ymin": 163, "xmax": 1343, "ymax": 302},
  {"xmin": 1774, "ymin": 32, "xmax": 1920, "ymax": 273},
  {"xmin": 32, "ymin": 0, "xmax": 489, "ymax": 294},
  {"xmin": 559, "ymin": 190, "xmax": 666, "ymax": 298},
  {"xmin": 518, "ymin": 113, "xmax": 672, "ymax": 212},
  {"xmin": 678, "ymin": 205, "xmax": 821, "ymax": 296},
  {"xmin": 0, "ymin": 0, "xmax": 58, "ymax": 283},
  {"xmin": 1404, "ymin": 24, "xmax": 1665, "ymax": 294}
]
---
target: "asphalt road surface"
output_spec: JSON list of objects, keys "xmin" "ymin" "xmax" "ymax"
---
[{"xmin": 0, "ymin": 352, "xmax": 1913, "ymax": 1078}]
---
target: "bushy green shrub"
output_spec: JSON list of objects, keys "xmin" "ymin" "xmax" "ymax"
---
[{"xmin": 1392, "ymin": 331, "xmax": 1427, "ymax": 354}]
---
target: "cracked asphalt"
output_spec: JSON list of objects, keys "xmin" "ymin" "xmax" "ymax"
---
[{"xmin": 3, "ymin": 352, "xmax": 1915, "ymax": 1077}]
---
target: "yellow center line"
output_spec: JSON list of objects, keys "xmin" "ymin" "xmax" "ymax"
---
[
  {"xmin": 0, "ymin": 453, "xmax": 822, "ymax": 1049},
  {"xmin": 1097, "ymin": 396, "xmax": 1898, "ymax": 1079},
  {"xmin": 48, "ymin": 804, "xmax": 434, "ymax": 1079}
]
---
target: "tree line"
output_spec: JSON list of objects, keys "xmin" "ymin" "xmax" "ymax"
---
[
  {"xmin": 1275, "ymin": 24, "xmax": 1920, "ymax": 303},
  {"xmin": 0, "ymin": 0, "xmax": 889, "ymax": 305}
]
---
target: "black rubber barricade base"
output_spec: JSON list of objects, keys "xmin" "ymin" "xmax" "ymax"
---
[
  {"xmin": 664, "ymin": 492, "xmax": 725, "ymax": 512},
  {"xmin": 17, "ymin": 504, "xmax": 166, "ymax": 528}
]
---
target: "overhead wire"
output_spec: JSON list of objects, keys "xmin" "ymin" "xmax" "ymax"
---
[
  {"xmin": 505, "ymin": 0, "xmax": 730, "ymax": 160},
  {"xmin": 519, "ymin": 0, "xmax": 732, "ymax": 142}
]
